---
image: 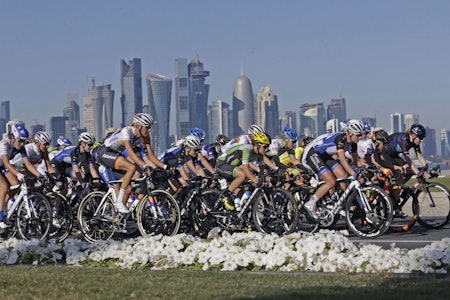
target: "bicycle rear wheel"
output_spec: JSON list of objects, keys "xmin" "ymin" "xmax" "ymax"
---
[
  {"xmin": 345, "ymin": 185, "xmax": 393, "ymax": 238},
  {"xmin": 191, "ymin": 188, "xmax": 222, "ymax": 238},
  {"xmin": 77, "ymin": 191, "xmax": 116, "ymax": 243},
  {"xmin": 16, "ymin": 192, "xmax": 52, "ymax": 240},
  {"xmin": 389, "ymin": 189, "xmax": 419, "ymax": 232},
  {"xmin": 252, "ymin": 188, "xmax": 299, "ymax": 235},
  {"xmin": 136, "ymin": 190, "xmax": 180, "ymax": 236},
  {"xmin": 416, "ymin": 182, "xmax": 450, "ymax": 229},
  {"xmin": 47, "ymin": 192, "xmax": 73, "ymax": 243}
]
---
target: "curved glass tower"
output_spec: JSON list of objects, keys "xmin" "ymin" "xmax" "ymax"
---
[{"xmin": 232, "ymin": 75, "xmax": 254, "ymax": 136}]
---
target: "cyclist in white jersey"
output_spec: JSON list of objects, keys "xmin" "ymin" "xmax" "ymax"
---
[
  {"xmin": 221, "ymin": 124, "xmax": 264, "ymax": 153},
  {"xmin": 356, "ymin": 122, "xmax": 374, "ymax": 167}
]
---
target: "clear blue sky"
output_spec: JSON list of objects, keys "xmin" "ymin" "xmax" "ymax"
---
[{"xmin": 1, "ymin": 0, "xmax": 450, "ymax": 134}]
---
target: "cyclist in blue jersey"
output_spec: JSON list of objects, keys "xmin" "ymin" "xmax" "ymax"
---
[
  {"xmin": 301, "ymin": 119, "xmax": 364, "ymax": 218},
  {"xmin": 381, "ymin": 123, "xmax": 428, "ymax": 217}
]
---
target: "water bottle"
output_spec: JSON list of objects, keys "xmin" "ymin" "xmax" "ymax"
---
[
  {"xmin": 7, "ymin": 197, "xmax": 15, "ymax": 212},
  {"xmin": 219, "ymin": 178, "xmax": 228, "ymax": 190},
  {"xmin": 234, "ymin": 197, "xmax": 242, "ymax": 212},
  {"xmin": 129, "ymin": 194, "xmax": 143, "ymax": 211},
  {"xmin": 240, "ymin": 191, "xmax": 252, "ymax": 206}
]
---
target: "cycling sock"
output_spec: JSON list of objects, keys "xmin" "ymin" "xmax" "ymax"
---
[
  {"xmin": 0, "ymin": 210, "xmax": 3, "ymax": 220},
  {"xmin": 310, "ymin": 194, "xmax": 319, "ymax": 204},
  {"xmin": 117, "ymin": 188, "xmax": 125, "ymax": 203}
]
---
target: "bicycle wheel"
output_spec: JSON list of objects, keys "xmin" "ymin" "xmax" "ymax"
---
[
  {"xmin": 77, "ymin": 191, "xmax": 116, "ymax": 243},
  {"xmin": 389, "ymin": 188, "xmax": 419, "ymax": 232},
  {"xmin": 16, "ymin": 192, "xmax": 52, "ymax": 240},
  {"xmin": 416, "ymin": 182, "xmax": 450, "ymax": 229},
  {"xmin": 136, "ymin": 189, "xmax": 180, "ymax": 236},
  {"xmin": 191, "ymin": 188, "xmax": 222, "ymax": 237},
  {"xmin": 345, "ymin": 185, "xmax": 393, "ymax": 238},
  {"xmin": 47, "ymin": 192, "xmax": 73, "ymax": 243},
  {"xmin": 252, "ymin": 188, "xmax": 299, "ymax": 235}
]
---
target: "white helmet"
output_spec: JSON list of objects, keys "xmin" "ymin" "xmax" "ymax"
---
[
  {"xmin": 78, "ymin": 132, "xmax": 96, "ymax": 144},
  {"xmin": 247, "ymin": 124, "xmax": 265, "ymax": 136},
  {"xmin": 34, "ymin": 131, "xmax": 52, "ymax": 144},
  {"xmin": 133, "ymin": 113, "xmax": 154, "ymax": 127},
  {"xmin": 184, "ymin": 135, "xmax": 201, "ymax": 150},
  {"xmin": 346, "ymin": 119, "xmax": 365, "ymax": 135}
]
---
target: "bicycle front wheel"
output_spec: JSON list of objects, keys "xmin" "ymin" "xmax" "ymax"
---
[
  {"xmin": 389, "ymin": 188, "xmax": 419, "ymax": 232},
  {"xmin": 16, "ymin": 192, "xmax": 52, "ymax": 240},
  {"xmin": 77, "ymin": 191, "xmax": 116, "ymax": 243},
  {"xmin": 252, "ymin": 188, "xmax": 299, "ymax": 235},
  {"xmin": 416, "ymin": 182, "xmax": 450, "ymax": 229},
  {"xmin": 136, "ymin": 190, "xmax": 180, "ymax": 236},
  {"xmin": 47, "ymin": 192, "xmax": 73, "ymax": 243},
  {"xmin": 345, "ymin": 185, "xmax": 393, "ymax": 238}
]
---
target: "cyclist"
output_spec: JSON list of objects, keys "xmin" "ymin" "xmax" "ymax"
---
[
  {"xmin": 301, "ymin": 119, "xmax": 364, "ymax": 218},
  {"xmin": 23, "ymin": 131, "xmax": 56, "ymax": 176},
  {"xmin": 200, "ymin": 134, "xmax": 229, "ymax": 168},
  {"xmin": 215, "ymin": 131, "xmax": 272, "ymax": 211},
  {"xmin": 96, "ymin": 113, "xmax": 165, "ymax": 213},
  {"xmin": 0, "ymin": 124, "xmax": 43, "ymax": 230},
  {"xmin": 356, "ymin": 122, "xmax": 374, "ymax": 167},
  {"xmin": 173, "ymin": 127, "xmax": 206, "ymax": 148},
  {"xmin": 221, "ymin": 124, "xmax": 265, "ymax": 153},
  {"xmin": 159, "ymin": 135, "xmax": 210, "ymax": 192},
  {"xmin": 381, "ymin": 123, "xmax": 428, "ymax": 217}
]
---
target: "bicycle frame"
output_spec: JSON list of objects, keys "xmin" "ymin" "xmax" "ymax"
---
[{"xmin": 7, "ymin": 182, "xmax": 37, "ymax": 221}]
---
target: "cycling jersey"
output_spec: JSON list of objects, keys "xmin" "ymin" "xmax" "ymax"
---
[
  {"xmin": 221, "ymin": 134, "xmax": 251, "ymax": 153},
  {"xmin": 357, "ymin": 138, "xmax": 374, "ymax": 165},
  {"xmin": 159, "ymin": 146, "xmax": 194, "ymax": 168},
  {"xmin": 51, "ymin": 145, "xmax": 94, "ymax": 177},
  {"xmin": 104, "ymin": 126, "xmax": 146, "ymax": 153},
  {"xmin": 0, "ymin": 139, "xmax": 28, "ymax": 169},
  {"xmin": 383, "ymin": 132, "xmax": 421, "ymax": 160}
]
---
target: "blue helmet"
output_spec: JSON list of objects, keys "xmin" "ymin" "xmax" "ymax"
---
[
  {"xmin": 363, "ymin": 122, "xmax": 371, "ymax": 134},
  {"xmin": 282, "ymin": 126, "xmax": 298, "ymax": 141},
  {"xmin": 11, "ymin": 124, "xmax": 29, "ymax": 140},
  {"xmin": 190, "ymin": 127, "xmax": 205, "ymax": 141},
  {"xmin": 57, "ymin": 136, "xmax": 72, "ymax": 147}
]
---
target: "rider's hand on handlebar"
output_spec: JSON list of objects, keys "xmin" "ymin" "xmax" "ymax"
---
[{"xmin": 381, "ymin": 167, "xmax": 392, "ymax": 176}]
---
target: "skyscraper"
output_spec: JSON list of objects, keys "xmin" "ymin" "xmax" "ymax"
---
[
  {"xmin": 120, "ymin": 58, "xmax": 142, "ymax": 127},
  {"xmin": 174, "ymin": 58, "xmax": 190, "ymax": 138},
  {"xmin": 441, "ymin": 129, "xmax": 450, "ymax": 159},
  {"xmin": 255, "ymin": 86, "xmax": 279, "ymax": 136},
  {"xmin": 280, "ymin": 111, "xmax": 297, "ymax": 133},
  {"xmin": 49, "ymin": 116, "xmax": 68, "ymax": 146},
  {"xmin": 0, "ymin": 100, "xmax": 10, "ymax": 137},
  {"xmin": 63, "ymin": 93, "xmax": 81, "ymax": 143},
  {"xmin": 404, "ymin": 113, "xmax": 419, "ymax": 131},
  {"xmin": 209, "ymin": 100, "xmax": 231, "ymax": 142},
  {"xmin": 188, "ymin": 57, "xmax": 210, "ymax": 135},
  {"xmin": 299, "ymin": 103, "xmax": 326, "ymax": 138},
  {"xmin": 390, "ymin": 112, "xmax": 404, "ymax": 133},
  {"xmin": 422, "ymin": 127, "xmax": 436, "ymax": 157},
  {"xmin": 327, "ymin": 97, "xmax": 346, "ymax": 124},
  {"xmin": 232, "ymin": 73, "xmax": 254, "ymax": 136},
  {"xmin": 83, "ymin": 78, "xmax": 114, "ymax": 140},
  {"xmin": 146, "ymin": 73, "xmax": 172, "ymax": 155}
]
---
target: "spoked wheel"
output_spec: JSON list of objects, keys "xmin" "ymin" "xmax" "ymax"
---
[
  {"xmin": 252, "ymin": 188, "xmax": 299, "ymax": 235},
  {"xmin": 389, "ymin": 190, "xmax": 419, "ymax": 232},
  {"xmin": 136, "ymin": 190, "xmax": 180, "ymax": 237},
  {"xmin": 16, "ymin": 192, "xmax": 52, "ymax": 240},
  {"xmin": 191, "ymin": 188, "xmax": 221, "ymax": 238},
  {"xmin": 77, "ymin": 191, "xmax": 116, "ymax": 243},
  {"xmin": 416, "ymin": 183, "xmax": 450, "ymax": 229},
  {"xmin": 345, "ymin": 185, "xmax": 393, "ymax": 238},
  {"xmin": 47, "ymin": 192, "xmax": 73, "ymax": 243}
]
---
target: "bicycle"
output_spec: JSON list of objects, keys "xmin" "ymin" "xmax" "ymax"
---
[
  {"xmin": 298, "ymin": 167, "xmax": 394, "ymax": 238},
  {"xmin": 0, "ymin": 176, "xmax": 52, "ymax": 241},
  {"xmin": 77, "ymin": 172, "xmax": 180, "ymax": 243},
  {"xmin": 191, "ymin": 171, "xmax": 299, "ymax": 237}
]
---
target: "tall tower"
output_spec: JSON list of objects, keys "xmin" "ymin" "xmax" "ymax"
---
[
  {"xmin": 63, "ymin": 93, "xmax": 81, "ymax": 143},
  {"xmin": 255, "ymin": 86, "xmax": 279, "ymax": 136},
  {"xmin": 0, "ymin": 100, "xmax": 10, "ymax": 137},
  {"xmin": 280, "ymin": 111, "xmax": 297, "ymax": 133},
  {"xmin": 232, "ymin": 72, "xmax": 254, "ymax": 136},
  {"xmin": 327, "ymin": 97, "xmax": 346, "ymax": 125},
  {"xmin": 174, "ymin": 58, "xmax": 190, "ymax": 138},
  {"xmin": 120, "ymin": 58, "xmax": 142, "ymax": 127},
  {"xmin": 146, "ymin": 73, "xmax": 172, "ymax": 155},
  {"xmin": 404, "ymin": 113, "xmax": 419, "ymax": 131},
  {"xmin": 188, "ymin": 56, "xmax": 210, "ymax": 134},
  {"xmin": 390, "ymin": 112, "xmax": 404, "ymax": 134},
  {"xmin": 299, "ymin": 103, "xmax": 326, "ymax": 138},
  {"xmin": 209, "ymin": 100, "xmax": 231, "ymax": 142},
  {"xmin": 83, "ymin": 78, "xmax": 115, "ymax": 140}
]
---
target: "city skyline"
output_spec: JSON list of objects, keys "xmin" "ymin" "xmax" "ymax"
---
[{"xmin": 2, "ymin": 1, "xmax": 450, "ymax": 133}]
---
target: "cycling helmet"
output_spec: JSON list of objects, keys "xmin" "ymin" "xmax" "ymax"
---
[
  {"xmin": 184, "ymin": 135, "xmax": 201, "ymax": 150},
  {"xmin": 57, "ymin": 136, "xmax": 72, "ymax": 147},
  {"xmin": 301, "ymin": 136, "xmax": 314, "ymax": 147},
  {"xmin": 251, "ymin": 132, "xmax": 271, "ymax": 145},
  {"xmin": 133, "ymin": 113, "xmax": 154, "ymax": 127},
  {"xmin": 34, "ymin": 131, "xmax": 52, "ymax": 144},
  {"xmin": 346, "ymin": 119, "xmax": 365, "ymax": 135},
  {"xmin": 11, "ymin": 124, "xmax": 29, "ymax": 140},
  {"xmin": 410, "ymin": 124, "xmax": 426, "ymax": 139},
  {"xmin": 282, "ymin": 126, "xmax": 298, "ymax": 141},
  {"xmin": 339, "ymin": 120, "xmax": 348, "ymax": 131},
  {"xmin": 247, "ymin": 124, "xmax": 265, "ymax": 136},
  {"xmin": 371, "ymin": 129, "xmax": 389, "ymax": 145},
  {"xmin": 363, "ymin": 122, "xmax": 371, "ymax": 134},
  {"xmin": 190, "ymin": 127, "xmax": 206, "ymax": 141},
  {"xmin": 78, "ymin": 132, "xmax": 96, "ymax": 144},
  {"xmin": 215, "ymin": 134, "xmax": 229, "ymax": 146}
]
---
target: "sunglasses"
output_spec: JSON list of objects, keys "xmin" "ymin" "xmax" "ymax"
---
[
  {"xmin": 86, "ymin": 143, "xmax": 94, "ymax": 147},
  {"xmin": 259, "ymin": 144, "xmax": 269, "ymax": 149},
  {"xmin": 17, "ymin": 138, "xmax": 27, "ymax": 144}
]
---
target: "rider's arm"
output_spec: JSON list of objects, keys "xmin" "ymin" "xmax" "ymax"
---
[
  {"xmin": 144, "ymin": 139, "xmax": 167, "ymax": 169},
  {"xmin": 23, "ymin": 156, "xmax": 42, "ymax": 177},
  {"xmin": 242, "ymin": 163, "xmax": 258, "ymax": 185},
  {"xmin": 197, "ymin": 153, "xmax": 215, "ymax": 175}
]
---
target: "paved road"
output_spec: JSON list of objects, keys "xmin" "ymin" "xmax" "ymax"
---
[{"xmin": 348, "ymin": 222, "xmax": 450, "ymax": 250}]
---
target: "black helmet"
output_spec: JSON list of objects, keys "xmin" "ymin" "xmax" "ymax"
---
[
  {"xmin": 215, "ymin": 134, "xmax": 229, "ymax": 146},
  {"xmin": 410, "ymin": 124, "xmax": 426, "ymax": 139},
  {"xmin": 371, "ymin": 129, "xmax": 389, "ymax": 145},
  {"xmin": 301, "ymin": 136, "xmax": 313, "ymax": 147}
]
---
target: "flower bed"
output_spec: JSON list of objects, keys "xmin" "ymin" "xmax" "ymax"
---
[{"xmin": 1, "ymin": 229, "xmax": 449, "ymax": 274}]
